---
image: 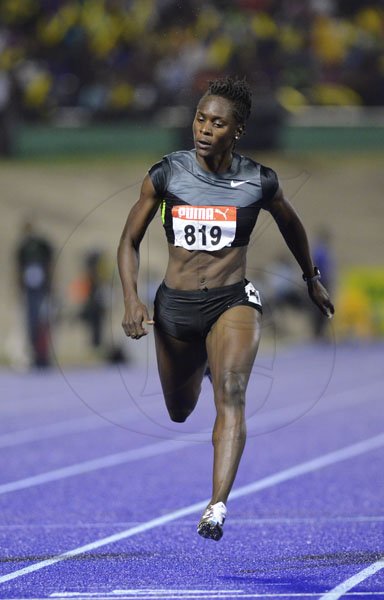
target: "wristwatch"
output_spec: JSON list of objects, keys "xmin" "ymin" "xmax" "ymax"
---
[{"xmin": 302, "ymin": 266, "xmax": 321, "ymax": 284}]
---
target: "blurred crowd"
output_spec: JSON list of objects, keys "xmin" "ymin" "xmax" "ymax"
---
[{"xmin": 1, "ymin": 0, "xmax": 384, "ymax": 125}]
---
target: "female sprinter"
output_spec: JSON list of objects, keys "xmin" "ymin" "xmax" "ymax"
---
[{"xmin": 117, "ymin": 77, "xmax": 334, "ymax": 541}]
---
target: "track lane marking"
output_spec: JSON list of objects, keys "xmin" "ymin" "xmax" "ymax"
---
[
  {"xmin": 48, "ymin": 593, "xmax": 384, "ymax": 599},
  {"xmin": 2, "ymin": 515, "xmax": 383, "ymax": 530},
  {"xmin": 1, "ymin": 431, "xmax": 384, "ymax": 584},
  {"xmin": 0, "ymin": 438, "xmax": 192, "ymax": 496},
  {"xmin": 12, "ymin": 590, "xmax": 384, "ymax": 600},
  {"xmin": 0, "ymin": 403, "xmax": 160, "ymax": 449},
  {"xmin": 8, "ymin": 590, "xmax": 384, "ymax": 598},
  {"xmin": 0, "ymin": 409, "xmax": 129, "ymax": 449},
  {"xmin": 0, "ymin": 379, "xmax": 381, "ymax": 495},
  {"xmin": 319, "ymin": 558, "xmax": 384, "ymax": 599},
  {"xmin": 0, "ymin": 378, "xmax": 381, "ymax": 450}
]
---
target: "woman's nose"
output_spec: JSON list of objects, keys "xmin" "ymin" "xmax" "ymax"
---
[{"xmin": 201, "ymin": 123, "xmax": 212, "ymax": 136}]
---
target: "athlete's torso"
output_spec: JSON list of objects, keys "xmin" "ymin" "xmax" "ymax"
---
[
  {"xmin": 149, "ymin": 149, "xmax": 278, "ymax": 250},
  {"xmin": 148, "ymin": 149, "xmax": 278, "ymax": 289}
]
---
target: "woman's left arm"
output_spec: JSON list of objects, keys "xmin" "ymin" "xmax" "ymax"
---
[{"xmin": 265, "ymin": 187, "xmax": 335, "ymax": 318}]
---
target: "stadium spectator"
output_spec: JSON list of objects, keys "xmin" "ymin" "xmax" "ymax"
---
[
  {"xmin": 78, "ymin": 249, "xmax": 108, "ymax": 350},
  {"xmin": 15, "ymin": 220, "xmax": 55, "ymax": 368}
]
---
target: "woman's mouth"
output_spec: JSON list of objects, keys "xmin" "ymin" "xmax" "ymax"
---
[{"xmin": 196, "ymin": 139, "xmax": 212, "ymax": 150}]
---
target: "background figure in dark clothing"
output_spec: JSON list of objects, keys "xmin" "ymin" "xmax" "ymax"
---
[
  {"xmin": 311, "ymin": 228, "xmax": 335, "ymax": 339},
  {"xmin": 16, "ymin": 221, "xmax": 54, "ymax": 367},
  {"xmin": 79, "ymin": 250, "xmax": 107, "ymax": 349}
]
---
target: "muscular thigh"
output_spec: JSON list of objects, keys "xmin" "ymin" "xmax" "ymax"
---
[
  {"xmin": 154, "ymin": 327, "xmax": 208, "ymax": 411},
  {"xmin": 206, "ymin": 305, "xmax": 261, "ymax": 391}
]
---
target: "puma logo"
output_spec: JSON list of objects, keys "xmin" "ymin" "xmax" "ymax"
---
[{"xmin": 215, "ymin": 208, "xmax": 230, "ymax": 220}]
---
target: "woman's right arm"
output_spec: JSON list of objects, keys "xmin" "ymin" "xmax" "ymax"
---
[{"xmin": 117, "ymin": 174, "xmax": 161, "ymax": 339}]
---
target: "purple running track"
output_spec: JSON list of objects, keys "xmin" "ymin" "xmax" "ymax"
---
[{"xmin": 0, "ymin": 341, "xmax": 383, "ymax": 599}]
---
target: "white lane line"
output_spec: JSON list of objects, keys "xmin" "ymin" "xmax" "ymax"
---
[
  {"xmin": 51, "ymin": 591, "xmax": 246, "ymax": 598},
  {"xmin": 46, "ymin": 590, "xmax": 384, "ymax": 600},
  {"xmin": 2, "ymin": 515, "xmax": 384, "ymax": 530},
  {"xmin": 310, "ymin": 380, "xmax": 383, "ymax": 418},
  {"xmin": 44, "ymin": 591, "xmax": 384, "ymax": 600},
  {"xmin": 0, "ymin": 399, "xmax": 162, "ymax": 450},
  {"xmin": 195, "ymin": 516, "xmax": 384, "ymax": 525},
  {"xmin": 0, "ymin": 409, "xmax": 131, "ymax": 449},
  {"xmin": 1, "ymin": 431, "xmax": 384, "ymax": 585},
  {"xmin": 0, "ymin": 377, "xmax": 381, "ymax": 449},
  {"xmin": 1, "ymin": 377, "xmax": 382, "ymax": 495},
  {"xmin": 229, "ymin": 432, "xmax": 384, "ymax": 503},
  {"xmin": 45, "ymin": 595, "xmax": 384, "ymax": 599},
  {"xmin": 246, "ymin": 379, "xmax": 382, "ymax": 432},
  {"xmin": 46, "ymin": 595, "xmax": 384, "ymax": 599},
  {"xmin": 319, "ymin": 558, "xmax": 384, "ymax": 599},
  {"xmin": 0, "ymin": 438, "xmax": 191, "ymax": 496}
]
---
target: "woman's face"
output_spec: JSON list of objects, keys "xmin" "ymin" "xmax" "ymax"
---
[{"xmin": 192, "ymin": 95, "xmax": 241, "ymax": 159}]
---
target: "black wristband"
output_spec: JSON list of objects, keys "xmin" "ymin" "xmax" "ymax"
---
[{"xmin": 303, "ymin": 266, "xmax": 321, "ymax": 284}]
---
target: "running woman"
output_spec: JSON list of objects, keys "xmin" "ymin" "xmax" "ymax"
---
[{"xmin": 117, "ymin": 77, "xmax": 334, "ymax": 541}]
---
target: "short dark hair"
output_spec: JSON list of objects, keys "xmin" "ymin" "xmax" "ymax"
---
[{"xmin": 206, "ymin": 76, "xmax": 252, "ymax": 124}]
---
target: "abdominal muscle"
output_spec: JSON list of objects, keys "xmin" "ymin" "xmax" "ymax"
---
[{"xmin": 164, "ymin": 244, "xmax": 248, "ymax": 290}]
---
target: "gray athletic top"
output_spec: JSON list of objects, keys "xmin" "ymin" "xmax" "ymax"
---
[{"xmin": 149, "ymin": 149, "xmax": 278, "ymax": 251}]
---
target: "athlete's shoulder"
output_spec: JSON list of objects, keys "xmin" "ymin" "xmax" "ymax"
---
[
  {"xmin": 235, "ymin": 153, "xmax": 261, "ymax": 171},
  {"xmin": 148, "ymin": 155, "xmax": 172, "ymax": 196},
  {"xmin": 163, "ymin": 149, "xmax": 195, "ymax": 168},
  {"xmin": 236, "ymin": 154, "xmax": 279, "ymax": 203},
  {"xmin": 235, "ymin": 153, "xmax": 276, "ymax": 176},
  {"xmin": 148, "ymin": 151, "xmax": 196, "ymax": 195},
  {"xmin": 259, "ymin": 163, "xmax": 279, "ymax": 203}
]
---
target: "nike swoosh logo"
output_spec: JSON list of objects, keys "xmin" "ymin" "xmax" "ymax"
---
[{"xmin": 230, "ymin": 180, "xmax": 250, "ymax": 187}]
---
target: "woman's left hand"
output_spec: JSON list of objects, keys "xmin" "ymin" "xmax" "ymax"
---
[{"xmin": 307, "ymin": 280, "xmax": 335, "ymax": 318}]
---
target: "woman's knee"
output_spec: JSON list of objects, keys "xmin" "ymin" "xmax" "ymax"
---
[
  {"xmin": 165, "ymin": 388, "xmax": 200, "ymax": 422},
  {"xmin": 168, "ymin": 406, "xmax": 193, "ymax": 423},
  {"xmin": 216, "ymin": 370, "xmax": 246, "ymax": 409}
]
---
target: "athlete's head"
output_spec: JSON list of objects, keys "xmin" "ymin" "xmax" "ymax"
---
[
  {"xmin": 193, "ymin": 77, "xmax": 252, "ymax": 160},
  {"xmin": 205, "ymin": 77, "xmax": 252, "ymax": 127}
]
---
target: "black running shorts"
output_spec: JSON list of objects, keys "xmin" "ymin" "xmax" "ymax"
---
[{"xmin": 153, "ymin": 279, "xmax": 262, "ymax": 341}]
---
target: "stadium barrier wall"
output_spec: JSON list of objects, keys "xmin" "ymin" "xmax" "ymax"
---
[{"xmin": 12, "ymin": 123, "xmax": 384, "ymax": 159}]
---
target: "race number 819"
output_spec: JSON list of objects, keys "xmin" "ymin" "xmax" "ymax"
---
[
  {"xmin": 184, "ymin": 224, "xmax": 221, "ymax": 246},
  {"xmin": 172, "ymin": 205, "xmax": 237, "ymax": 251}
]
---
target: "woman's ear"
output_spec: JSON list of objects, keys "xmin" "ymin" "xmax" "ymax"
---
[{"xmin": 235, "ymin": 126, "xmax": 245, "ymax": 139}]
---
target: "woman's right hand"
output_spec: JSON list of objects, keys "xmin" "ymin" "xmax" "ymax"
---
[{"xmin": 122, "ymin": 298, "xmax": 154, "ymax": 339}]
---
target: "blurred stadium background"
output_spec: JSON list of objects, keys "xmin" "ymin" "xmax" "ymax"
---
[{"xmin": 1, "ymin": 0, "xmax": 383, "ymax": 369}]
